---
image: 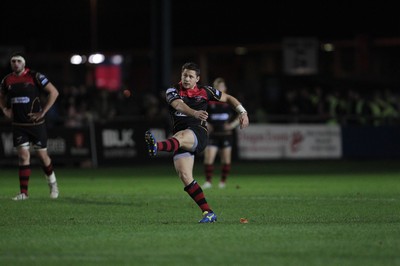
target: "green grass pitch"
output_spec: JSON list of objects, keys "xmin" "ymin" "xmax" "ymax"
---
[{"xmin": 0, "ymin": 160, "xmax": 399, "ymax": 266}]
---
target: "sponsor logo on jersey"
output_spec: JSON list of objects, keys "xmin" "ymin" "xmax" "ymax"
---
[{"xmin": 11, "ymin": 97, "xmax": 30, "ymax": 104}]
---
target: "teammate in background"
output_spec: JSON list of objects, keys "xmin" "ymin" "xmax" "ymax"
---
[
  {"xmin": 0, "ymin": 52, "xmax": 60, "ymax": 200},
  {"xmin": 203, "ymin": 78, "xmax": 240, "ymax": 189},
  {"xmin": 145, "ymin": 62, "xmax": 249, "ymax": 223}
]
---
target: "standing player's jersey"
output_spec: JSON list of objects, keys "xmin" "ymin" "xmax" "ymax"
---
[
  {"xmin": 165, "ymin": 82, "xmax": 222, "ymax": 132},
  {"xmin": 207, "ymin": 100, "xmax": 236, "ymax": 135},
  {"xmin": 0, "ymin": 68, "xmax": 49, "ymax": 125}
]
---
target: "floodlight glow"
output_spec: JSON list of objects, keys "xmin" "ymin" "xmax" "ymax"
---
[
  {"xmin": 70, "ymin": 54, "xmax": 87, "ymax": 65},
  {"xmin": 111, "ymin": 54, "xmax": 123, "ymax": 65},
  {"xmin": 88, "ymin": 53, "xmax": 105, "ymax": 64},
  {"xmin": 322, "ymin": 43, "xmax": 335, "ymax": 52},
  {"xmin": 70, "ymin": 55, "xmax": 83, "ymax": 65}
]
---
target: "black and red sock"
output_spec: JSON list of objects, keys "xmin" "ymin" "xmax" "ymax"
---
[
  {"xmin": 184, "ymin": 180, "xmax": 211, "ymax": 213},
  {"xmin": 221, "ymin": 163, "xmax": 231, "ymax": 183},
  {"xmin": 157, "ymin": 137, "xmax": 180, "ymax": 152},
  {"xmin": 19, "ymin": 165, "xmax": 31, "ymax": 195},
  {"xmin": 42, "ymin": 163, "xmax": 54, "ymax": 176},
  {"xmin": 204, "ymin": 164, "xmax": 214, "ymax": 182}
]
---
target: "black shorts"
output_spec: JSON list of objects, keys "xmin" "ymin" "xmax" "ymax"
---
[
  {"xmin": 208, "ymin": 134, "xmax": 234, "ymax": 148},
  {"xmin": 174, "ymin": 125, "xmax": 208, "ymax": 156},
  {"xmin": 13, "ymin": 123, "xmax": 48, "ymax": 149}
]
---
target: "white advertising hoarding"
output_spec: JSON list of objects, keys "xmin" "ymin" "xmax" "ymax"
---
[{"xmin": 237, "ymin": 124, "xmax": 342, "ymax": 159}]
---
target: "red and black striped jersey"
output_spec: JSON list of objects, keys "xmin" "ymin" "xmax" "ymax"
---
[
  {"xmin": 166, "ymin": 82, "xmax": 222, "ymax": 132},
  {"xmin": 0, "ymin": 68, "xmax": 50, "ymax": 125}
]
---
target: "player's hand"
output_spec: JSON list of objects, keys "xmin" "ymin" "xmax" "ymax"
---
[
  {"xmin": 28, "ymin": 112, "xmax": 44, "ymax": 122},
  {"xmin": 193, "ymin": 110, "xmax": 208, "ymax": 121},
  {"xmin": 239, "ymin": 112, "xmax": 249, "ymax": 129}
]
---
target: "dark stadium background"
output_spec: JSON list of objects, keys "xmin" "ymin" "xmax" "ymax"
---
[
  {"xmin": 2, "ymin": 0, "xmax": 399, "ymax": 53},
  {"xmin": 1, "ymin": 0, "xmax": 400, "ymax": 166}
]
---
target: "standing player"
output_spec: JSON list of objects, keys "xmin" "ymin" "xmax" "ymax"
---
[
  {"xmin": 202, "ymin": 78, "xmax": 240, "ymax": 189},
  {"xmin": 0, "ymin": 52, "xmax": 60, "ymax": 200},
  {"xmin": 144, "ymin": 62, "xmax": 249, "ymax": 223}
]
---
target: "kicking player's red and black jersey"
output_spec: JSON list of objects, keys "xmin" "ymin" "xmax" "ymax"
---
[
  {"xmin": 0, "ymin": 68, "xmax": 49, "ymax": 125},
  {"xmin": 166, "ymin": 82, "xmax": 222, "ymax": 133}
]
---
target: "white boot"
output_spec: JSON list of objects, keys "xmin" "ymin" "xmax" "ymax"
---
[{"xmin": 46, "ymin": 172, "xmax": 59, "ymax": 199}]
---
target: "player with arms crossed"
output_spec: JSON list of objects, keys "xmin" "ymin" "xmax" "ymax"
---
[
  {"xmin": 145, "ymin": 62, "xmax": 249, "ymax": 223},
  {"xmin": 0, "ymin": 52, "xmax": 60, "ymax": 200}
]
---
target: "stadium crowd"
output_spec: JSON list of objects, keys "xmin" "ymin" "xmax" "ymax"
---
[{"xmin": 1, "ymin": 83, "xmax": 399, "ymax": 128}]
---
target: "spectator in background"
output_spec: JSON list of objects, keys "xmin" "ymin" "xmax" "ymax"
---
[
  {"xmin": 0, "ymin": 52, "xmax": 59, "ymax": 200},
  {"xmin": 62, "ymin": 85, "xmax": 90, "ymax": 128},
  {"xmin": 203, "ymin": 78, "xmax": 241, "ymax": 189}
]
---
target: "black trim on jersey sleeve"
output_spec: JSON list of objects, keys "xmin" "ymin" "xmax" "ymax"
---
[
  {"xmin": 165, "ymin": 86, "xmax": 181, "ymax": 105},
  {"xmin": 0, "ymin": 73, "xmax": 13, "ymax": 92},
  {"xmin": 0, "ymin": 77, "xmax": 7, "ymax": 94},
  {"xmin": 0, "ymin": 74, "xmax": 12, "ymax": 107},
  {"xmin": 204, "ymin": 85, "xmax": 222, "ymax": 101},
  {"xmin": 32, "ymin": 71, "xmax": 50, "ymax": 89}
]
